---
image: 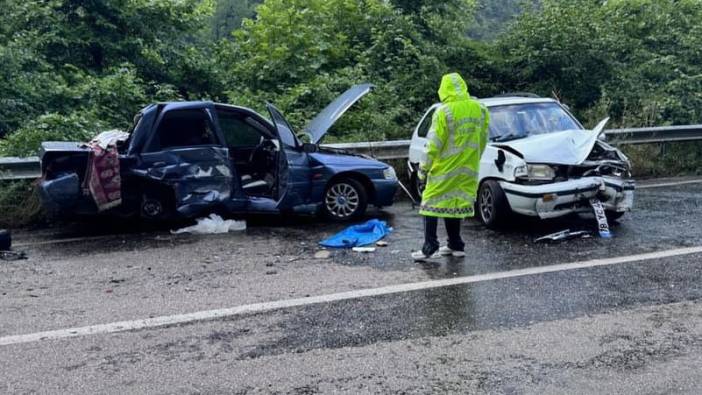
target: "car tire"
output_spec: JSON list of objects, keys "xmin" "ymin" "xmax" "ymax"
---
[
  {"xmin": 140, "ymin": 190, "xmax": 174, "ymax": 221},
  {"xmin": 322, "ymin": 178, "xmax": 368, "ymax": 222},
  {"xmin": 477, "ymin": 180, "xmax": 510, "ymax": 229},
  {"xmin": 606, "ymin": 210, "xmax": 626, "ymax": 222}
]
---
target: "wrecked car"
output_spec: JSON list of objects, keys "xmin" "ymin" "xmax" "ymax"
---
[
  {"xmin": 39, "ymin": 84, "xmax": 398, "ymax": 222},
  {"xmin": 408, "ymin": 95, "xmax": 635, "ymax": 228}
]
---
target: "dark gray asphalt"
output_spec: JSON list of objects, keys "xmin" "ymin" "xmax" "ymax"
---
[{"xmin": 1, "ymin": 180, "xmax": 702, "ymax": 393}]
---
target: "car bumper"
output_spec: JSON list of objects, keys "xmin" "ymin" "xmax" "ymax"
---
[
  {"xmin": 372, "ymin": 179, "xmax": 399, "ymax": 207},
  {"xmin": 500, "ymin": 176, "xmax": 636, "ymax": 219}
]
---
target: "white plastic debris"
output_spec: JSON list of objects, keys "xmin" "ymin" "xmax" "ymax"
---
[
  {"xmin": 314, "ymin": 250, "xmax": 332, "ymax": 259},
  {"xmin": 352, "ymin": 247, "xmax": 376, "ymax": 253},
  {"xmin": 171, "ymin": 214, "xmax": 246, "ymax": 235}
]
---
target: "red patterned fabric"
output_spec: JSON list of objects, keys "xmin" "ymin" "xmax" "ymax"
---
[{"xmin": 84, "ymin": 144, "xmax": 122, "ymax": 212}]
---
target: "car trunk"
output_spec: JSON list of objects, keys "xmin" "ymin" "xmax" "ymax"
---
[{"xmin": 40, "ymin": 142, "xmax": 92, "ymax": 182}]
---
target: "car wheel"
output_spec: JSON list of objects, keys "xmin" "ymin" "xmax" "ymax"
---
[
  {"xmin": 477, "ymin": 180, "xmax": 510, "ymax": 229},
  {"xmin": 606, "ymin": 210, "xmax": 626, "ymax": 222},
  {"xmin": 322, "ymin": 178, "xmax": 368, "ymax": 221},
  {"xmin": 140, "ymin": 190, "xmax": 174, "ymax": 221}
]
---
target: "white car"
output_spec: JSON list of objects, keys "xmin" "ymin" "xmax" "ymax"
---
[{"xmin": 408, "ymin": 95, "xmax": 635, "ymax": 229}]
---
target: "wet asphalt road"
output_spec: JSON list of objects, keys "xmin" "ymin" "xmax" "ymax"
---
[{"xmin": 1, "ymin": 180, "xmax": 702, "ymax": 393}]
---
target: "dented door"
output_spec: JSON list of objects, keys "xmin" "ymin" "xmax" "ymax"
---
[{"xmin": 135, "ymin": 102, "xmax": 245, "ymax": 218}]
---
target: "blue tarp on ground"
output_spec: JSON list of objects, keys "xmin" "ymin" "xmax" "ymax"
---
[{"xmin": 319, "ymin": 219, "xmax": 393, "ymax": 249}]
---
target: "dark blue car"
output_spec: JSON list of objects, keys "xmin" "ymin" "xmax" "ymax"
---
[{"xmin": 39, "ymin": 84, "xmax": 398, "ymax": 221}]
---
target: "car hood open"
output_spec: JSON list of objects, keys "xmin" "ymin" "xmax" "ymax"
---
[
  {"xmin": 494, "ymin": 119, "xmax": 610, "ymax": 165},
  {"xmin": 303, "ymin": 83, "xmax": 374, "ymax": 144}
]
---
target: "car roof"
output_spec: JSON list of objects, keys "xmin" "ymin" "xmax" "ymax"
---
[{"xmin": 478, "ymin": 97, "xmax": 559, "ymax": 107}]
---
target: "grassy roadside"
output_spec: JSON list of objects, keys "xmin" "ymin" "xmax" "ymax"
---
[
  {"xmin": 0, "ymin": 180, "xmax": 44, "ymax": 228},
  {"xmin": 0, "ymin": 141, "xmax": 700, "ymax": 229}
]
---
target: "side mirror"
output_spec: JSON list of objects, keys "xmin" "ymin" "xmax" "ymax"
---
[{"xmin": 302, "ymin": 143, "xmax": 317, "ymax": 153}]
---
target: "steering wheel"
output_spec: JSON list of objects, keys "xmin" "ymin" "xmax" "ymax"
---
[{"xmin": 248, "ymin": 139, "xmax": 277, "ymax": 174}]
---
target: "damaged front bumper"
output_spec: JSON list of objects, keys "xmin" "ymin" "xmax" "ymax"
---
[{"xmin": 500, "ymin": 176, "xmax": 635, "ymax": 219}]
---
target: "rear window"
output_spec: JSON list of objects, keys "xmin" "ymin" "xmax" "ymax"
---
[{"xmin": 150, "ymin": 109, "xmax": 218, "ymax": 150}]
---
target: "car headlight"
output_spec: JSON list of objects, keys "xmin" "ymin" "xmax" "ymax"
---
[
  {"xmin": 525, "ymin": 164, "xmax": 556, "ymax": 181},
  {"xmin": 383, "ymin": 166, "xmax": 397, "ymax": 180}
]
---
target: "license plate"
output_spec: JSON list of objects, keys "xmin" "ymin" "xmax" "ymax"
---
[{"xmin": 590, "ymin": 198, "xmax": 612, "ymax": 238}]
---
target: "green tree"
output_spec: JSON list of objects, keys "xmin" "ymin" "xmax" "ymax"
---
[
  {"xmin": 0, "ymin": 0, "xmax": 220, "ymax": 155},
  {"xmin": 218, "ymin": 0, "xmax": 487, "ymax": 141}
]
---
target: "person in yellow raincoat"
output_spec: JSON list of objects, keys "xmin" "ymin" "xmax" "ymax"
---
[{"xmin": 412, "ymin": 72, "xmax": 490, "ymax": 261}]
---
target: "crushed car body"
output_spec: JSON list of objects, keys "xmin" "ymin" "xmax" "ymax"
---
[
  {"xmin": 39, "ymin": 84, "xmax": 398, "ymax": 222},
  {"xmin": 408, "ymin": 95, "xmax": 635, "ymax": 228}
]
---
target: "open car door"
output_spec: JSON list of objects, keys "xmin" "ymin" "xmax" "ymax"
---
[{"xmin": 266, "ymin": 103, "xmax": 312, "ymax": 211}]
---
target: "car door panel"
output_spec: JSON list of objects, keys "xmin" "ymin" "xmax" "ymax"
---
[{"xmin": 136, "ymin": 103, "xmax": 246, "ymax": 217}]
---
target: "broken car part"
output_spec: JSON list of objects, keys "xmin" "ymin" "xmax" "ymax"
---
[
  {"xmin": 590, "ymin": 198, "xmax": 613, "ymax": 238},
  {"xmin": 535, "ymin": 229, "xmax": 591, "ymax": 243},
  {"xmin": 0, "ymin": 250, "xmax": 27, "ymax": 261},
  {"xmin": 0, "ymin": 229, "xmax": 10, "ymax": 251}
]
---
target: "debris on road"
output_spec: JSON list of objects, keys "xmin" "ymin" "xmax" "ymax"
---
[
  {"xmin": 376, "ymin": 240, "xmax": 389, "ymax": 247},
  {"xmin": 535, "ymin": 229, "xmax": 591, "ymax": 243},
  {"xmin": 319, "ymin": 219, "xmax": 392, "ymax": 249},
  {"xmin": 314, "ymin": 250, "xmax": 332, "ymax": 259},
  {"xmin": 171, "ymin": 214, "xmax": 246, "ymax": 235},
  {"xmin": 0, "ymin": 229, "xmax": 27, "ymax": 261},
  {"xmin": 0, "ymin": 229, "xmax": 10, "ymax": 251},
  {"xmin": 590, "ymin": 198, "xmax": 613, "ymax": 238},
  {"xmin": 0, "ymin": 251, "xmax": 27, "ymax": 261},
  {"xmin": 352, "ymin": 247, "xmax": 376, "ymax": 253}
]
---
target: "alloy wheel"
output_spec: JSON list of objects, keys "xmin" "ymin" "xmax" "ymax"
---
[
  {"xmin": 325, "ymin": 183, "xmax": 360, "ymax": 219},
  {"xmin": 480, "ymin": 187, "xmax": 494, "ymax": 223}
]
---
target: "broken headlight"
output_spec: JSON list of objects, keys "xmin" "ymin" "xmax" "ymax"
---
[{"xmin": 525, "ymin": 164, "xmax": 556, "ymax": 181}]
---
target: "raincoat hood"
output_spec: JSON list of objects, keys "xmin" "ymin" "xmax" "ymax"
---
[{"xmin": 438, "ymin": 73, "xmax": 470, "ymax": 103}]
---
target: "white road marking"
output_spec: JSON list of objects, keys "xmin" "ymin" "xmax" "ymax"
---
[
  {"xmin": 639, "ymin": 179, "xmax": 702, "ymax": 190},
  {"xmin": 2, "ymin": 246, "xmax": 702, "ymax": 347}
]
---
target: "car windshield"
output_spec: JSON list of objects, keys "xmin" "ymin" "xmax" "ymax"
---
[{"xmin": 488, "ymin": 102, "xmax": 582, "ymax": 142}]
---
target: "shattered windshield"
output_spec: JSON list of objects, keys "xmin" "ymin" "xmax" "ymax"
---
[{"xmin": 488, "ymin": 103, "xmax": 582, "ymax": 142}]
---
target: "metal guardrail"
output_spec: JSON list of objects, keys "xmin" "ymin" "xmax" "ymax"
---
[
  {"xmin": 2, "ymin": 125, "xmax": 702, "ymax": 180},
  {"xmin": 605, "ymin": 125, "xmax": 702, "ymax": 145},
  {"xmin": 324, "ymin": 140, "xmax": 412, "ymax": 160},
  {"xmin": 0, "ymin": 156, "xmax": 41, "ymax": 180}
]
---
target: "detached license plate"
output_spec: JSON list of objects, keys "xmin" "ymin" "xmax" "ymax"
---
[{"xmin": 590, "ymin": 198, "xmax": 612, "ymax": 238}]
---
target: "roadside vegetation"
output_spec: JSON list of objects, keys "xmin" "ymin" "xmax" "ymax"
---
[{"xmin": 0, "ymin": 0, "xmax": 701, "ymax": 226}]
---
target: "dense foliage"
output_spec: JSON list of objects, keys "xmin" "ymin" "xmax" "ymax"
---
[{"xmin": 1, "ymin": 0, "xmax": 701, "ymax": 154}]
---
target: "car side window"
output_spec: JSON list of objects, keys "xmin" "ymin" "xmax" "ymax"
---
[
  {"xmin": 217, "ymin": 110, "xmax": 264, "ymax": 148},
  {"xmin": 150, "ymin": 109, "xmax": 217, "ymax": 151},
  {"xmin": 417, "ymin": 108, "xmax": 436, "ymax": 138}
]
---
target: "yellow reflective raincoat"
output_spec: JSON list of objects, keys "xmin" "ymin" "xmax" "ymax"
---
[{"xmin": 419, "ymin": 73, "xmax": 490, "ymax": 218}]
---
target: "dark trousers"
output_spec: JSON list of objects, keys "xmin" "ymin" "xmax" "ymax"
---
[{"xmin": 422, "ymin": 216, "xmax": 465, "ymax": 256}]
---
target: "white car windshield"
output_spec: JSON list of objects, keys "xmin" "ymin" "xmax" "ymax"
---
[{"xmin": 488, "ymin": 102, "xmax": 582, "ymax": 142}]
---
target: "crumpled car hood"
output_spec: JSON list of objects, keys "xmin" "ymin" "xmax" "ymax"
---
[{"xmin": 495, "ymin": 119, "xmax": 609, "ymax": 165}]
